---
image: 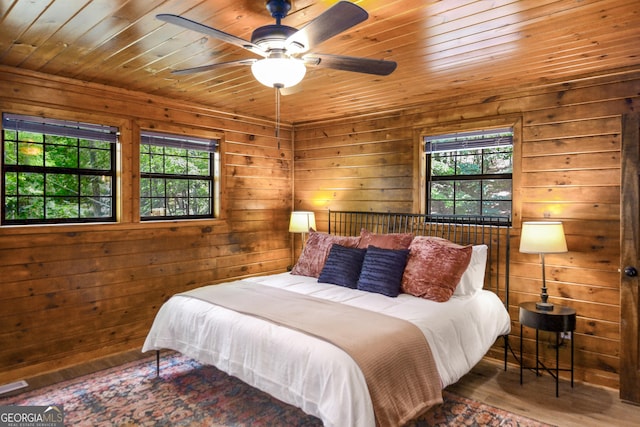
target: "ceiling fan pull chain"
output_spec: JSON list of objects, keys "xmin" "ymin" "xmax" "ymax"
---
[{"xmin": 275, "ymin": 85, "xmax": 281, "ymax": 150}]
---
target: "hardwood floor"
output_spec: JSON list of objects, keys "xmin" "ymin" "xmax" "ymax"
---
[
  {"xmin": 449, "ymin": 358, "xmax": 640, "ymax": 427},
  {"xmin": 1, "ymin": 350, "xmax": 150, "ymax": 396},
  {"xmin": 3, "ymin": 351, "xmax": 639, "ymax": 426}
]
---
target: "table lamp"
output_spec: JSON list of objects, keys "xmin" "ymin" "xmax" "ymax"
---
[
  {"xmin": 289, "ymin": 211, "xmax": 316, "ymax": 248},
  {"xmin": 519, "ymin": 221, "xmax": 568, "ymax": 311}
]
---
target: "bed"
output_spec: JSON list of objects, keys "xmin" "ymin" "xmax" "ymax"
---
[{"xmin": 142, "ymin": 210, "xmax": 512, "ymax": 427}]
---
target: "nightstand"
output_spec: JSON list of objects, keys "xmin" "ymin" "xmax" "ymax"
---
[{"xmin": 519, "ymin": 301, "xmax": 576, "ymax": 397}]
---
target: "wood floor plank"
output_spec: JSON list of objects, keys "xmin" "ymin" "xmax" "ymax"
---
[{"xmin": 448, "ymin": 358, "xmax": 640, "ymax": 427}]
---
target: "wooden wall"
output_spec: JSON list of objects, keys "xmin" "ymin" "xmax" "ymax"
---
[
  {"xmin": 293, "ymin": 69, "xmax": 640, "ymax": 390},
  {"xmin": 1, "ymin": 64, "xmax": 638, "ymax": 393},
  {"xmin": 0, "ymin": 67, "xmax": 292, "ymax": 384}
]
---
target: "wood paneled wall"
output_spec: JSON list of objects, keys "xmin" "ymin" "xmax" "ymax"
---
[
  {"xmin": 293, "ymin": 69, "xmax": 640, "ymax": 390},
  {"xmin": 0, "ymin": 67, "xmax": 292, "ymax": 384},
  {"xmin": 1, "ymin": 64, "xmax": 638, "ymax": 393}
]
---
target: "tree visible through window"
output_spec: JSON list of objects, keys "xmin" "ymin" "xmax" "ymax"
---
[
  {"xmin": 2, "ymin": 113, "xmax": 117, "ymax": 225},
  {"xmin": 140, "ymin": 131, "xmax": 218, "ymax": 220},
  {"xmin": 425, "ymin": 128, "xmax": 513, "ymax": 218}
]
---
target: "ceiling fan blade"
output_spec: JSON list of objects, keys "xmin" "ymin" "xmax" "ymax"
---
[
  {"xmin": 303, "ymin": 53, "xmax": 397, "ymax": 76},
  {"xmin": 171, "ymin": 59, "xmax": 256, "ymax": 76},
  {"xmin": 157, "ymin": 14, "xmax": 266, "ymax": 57},
  {"xmin": 285, "ymin": 2, "xmax": 368, "ymax": 53}
]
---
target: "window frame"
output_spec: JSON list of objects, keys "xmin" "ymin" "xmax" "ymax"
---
[
  {"xmin": 139, "ymin": 130, "xmax": 220, "ymax": 221},
  {"xmin": 422, "ymin": 127, "xmax": 514, "ymax": 222},
  {"xmin": 1, "ymin": 113, "xmax": 118, "ymax": 225}
]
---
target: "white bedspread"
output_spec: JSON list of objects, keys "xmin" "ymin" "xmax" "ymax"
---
[{"xmin": 142, "ymin": 272, "xmax": 511, "ymax": 427}]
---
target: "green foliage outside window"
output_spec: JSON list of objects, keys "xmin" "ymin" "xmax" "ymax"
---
[
  {"xmin": 427, "ymin": 130, "xmax": 513, "ymax": 218},
  {"xmin": 2, "ymin": 115, "xmax": 217, "ymax": 225},
  {"xmin": 2, "ymin": 118, "xmax": 116, "ymax": 224},
  {"xmin": 139, "ymin": 134, "xmax": 215, "ymax": 219}
]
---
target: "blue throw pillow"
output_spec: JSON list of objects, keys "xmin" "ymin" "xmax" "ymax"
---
[
  {"xmin": 318, "ymin": 244, "xmax": 367, "ymax": 288},
  {"xmin": 357, "ymin": 246, "xmax": 410, "ymax": 297}
]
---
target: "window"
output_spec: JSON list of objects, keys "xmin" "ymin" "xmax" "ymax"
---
[
  {"xmin": 140, "ymin": 131, "xmax": 219, "ymax": 220},
  {"xmin": 425, "ymin": 128, "xmax": 513, "ymax": 218},
  {"xmin": 2, "ymin": 113, "xmax": 117, "ymax": 225}
]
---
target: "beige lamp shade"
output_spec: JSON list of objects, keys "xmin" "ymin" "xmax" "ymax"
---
[
  {"xmin": 519, "ymin": 221, "xmax": 568, "ymax": 254},
  {"xmin": 289, "ymin": 211, "xmax": 316, "ymax": 233}
]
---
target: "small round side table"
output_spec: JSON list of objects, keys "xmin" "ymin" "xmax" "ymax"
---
[{"xmin": 519, "ymin": 301, "xmax": 576, "ymax": 397}]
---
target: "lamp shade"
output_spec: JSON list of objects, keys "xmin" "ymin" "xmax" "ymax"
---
[
  {"xmin": 519, "ymin": 221, "xmax": 568, "ymax": 254},
  {"xmin": 251, "ymin": 57, "xmax": 306, "ymax": 88},
  {"xmin": 289, "ymin": 211, "xmax": 316, "ymax": 233}
]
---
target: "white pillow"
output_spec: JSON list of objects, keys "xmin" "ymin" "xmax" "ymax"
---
[{"xmin": 453, "ymin": 244, "xmax": 488, "ymax": 296}]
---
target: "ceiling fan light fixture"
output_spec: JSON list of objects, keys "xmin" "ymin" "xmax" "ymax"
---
[
  {"xmin": 251, "ymin": 57, "xmax": 306, "ymax": 88},
  {"xmin": 161, "ymin": 1, "xmax": 396, "ymax": 82}
]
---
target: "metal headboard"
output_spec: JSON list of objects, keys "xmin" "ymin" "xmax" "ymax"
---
[
  {"xmin": 327, "ymin": 209, "xmax": 512, "ymax": 368},
  {"xmin": 327, "ymin": 210, "xmax": 511, "ymax": 308}
]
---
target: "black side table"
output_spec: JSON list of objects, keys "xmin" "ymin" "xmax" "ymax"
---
[{"xmin": 519, "ymin": 301, "xmax": 576, "ymax": 397}]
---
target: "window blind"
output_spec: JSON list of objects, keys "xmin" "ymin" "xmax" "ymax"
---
[
  {"xmin": 425, "ymin": 127, "xmax": 513, "ymax": 153},
  {"xmin": 2, "ymin": 113, "xmax": 118, "ymax": 143},
  {"xmin": 141, "ymin": 130, "xmax": 218, "ymax": 153}
]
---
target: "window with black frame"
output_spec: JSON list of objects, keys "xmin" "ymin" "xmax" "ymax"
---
[
  {"xmin": 425, "ymin": 128, "xmax": 513, "ymax": 219},
  {"xmin": 1, "ymin": 113, "xmax": 118, "ymax": 225},
  {"xmin": 140, "ymin": 131, "xmax": 218, "ymax": 220}
]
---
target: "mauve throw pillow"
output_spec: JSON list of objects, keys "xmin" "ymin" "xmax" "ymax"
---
[
  {"xmin": 291, "ymin": 230, "xmax": 360, "ymax": 278},
  {"xmin": 318, "ymin": 244, "xmax": 367, "ymax": 288},
  {"xmin": 357, "ymin": 246, "xmax": 410, "ymax": 297},
  {"xmin": 401, "ymin": 236, "xmax": 473, "ymax": 302},
  {"xmin": 356, "ymin": 228, "xmax": 414, "ymax": 250}
]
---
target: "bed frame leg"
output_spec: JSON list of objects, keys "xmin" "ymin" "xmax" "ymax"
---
[
  {"xmin": 503, "ymin": 335, "xmax": 509, "ymax": 370},
  {"xmin": 156, "ymin": 350, "xmax": 160, "ymax": 377}
]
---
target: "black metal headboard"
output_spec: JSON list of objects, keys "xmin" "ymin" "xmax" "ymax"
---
[{"xmin": 327, "ymin": 210, "xmax": 511, "ymax": 307}]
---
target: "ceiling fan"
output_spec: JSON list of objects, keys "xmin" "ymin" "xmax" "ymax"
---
[{"xmin": 157, "ymin": 0, "xmax": 397, "ymax": 89}]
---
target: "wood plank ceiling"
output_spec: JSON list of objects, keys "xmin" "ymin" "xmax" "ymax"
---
[{"xmin": 0, "ymin": 0, "xmax": 638, "ymax": 124}]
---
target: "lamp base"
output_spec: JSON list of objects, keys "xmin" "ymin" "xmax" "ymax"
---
[{"xmin": 536, "ymin": 301, "xmax": 554, "ymax": 311}]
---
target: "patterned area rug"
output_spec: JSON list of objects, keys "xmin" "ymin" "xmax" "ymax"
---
[{"xmin": 1, "ymin": 352, "xmax": 553, "ymax": 426}]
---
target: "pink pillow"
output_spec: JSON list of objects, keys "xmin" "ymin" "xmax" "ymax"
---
[
  {"xmin": 357, "ymin": 228, "xmax": 414, "ymax": 250},
  {"xmin": 291, "ymin": 230, "xmax": 360, "ymax": 278},
  {"xmin": 401, "ymin": 236, "xmax": 472, "ymax": 302}
]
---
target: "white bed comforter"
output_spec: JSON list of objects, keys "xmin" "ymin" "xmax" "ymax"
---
[{"xmin": 142, "ymin": 272, "xmax": 511, "ymax": 427}]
